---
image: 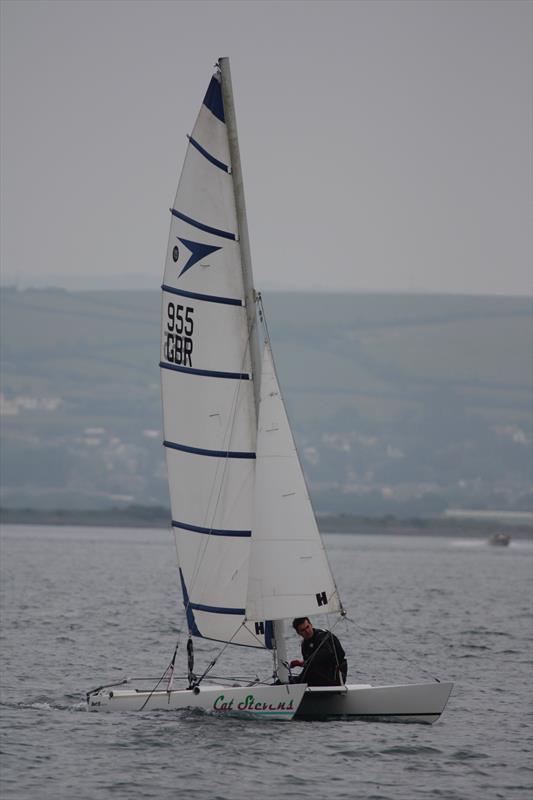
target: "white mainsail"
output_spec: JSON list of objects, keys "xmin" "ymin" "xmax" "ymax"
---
[
  {"xmin": 160, "ymin": 66, "xmax": 342, "ymax": 651},
  {"xmin": 160, "ymin": 72, "xmax": 264, "ymax": 648},
  {"xmin": 246, "ymin": 343, "xmax": 341, "ymax": 622}
]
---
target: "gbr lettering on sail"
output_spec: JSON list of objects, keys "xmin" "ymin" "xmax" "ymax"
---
[{"xmin": 164, "ymin": 301, "xmax": 195, "ymax": 367}]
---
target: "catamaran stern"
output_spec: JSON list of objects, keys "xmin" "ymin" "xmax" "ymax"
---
[{"xmin": 295, "ymin": 681, "xmax": 454, "ymax": 723}]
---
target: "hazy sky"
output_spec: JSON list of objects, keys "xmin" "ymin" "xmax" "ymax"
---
[{"xmin": 1, "ymin": 0, "xmax": 531, "ymax": 295}]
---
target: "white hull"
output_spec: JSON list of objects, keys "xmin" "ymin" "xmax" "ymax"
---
[
  {"xmin": 87, "ymin": 680, "xmax": 452, "ymax": 723},
  {"xmin": 87, "ymin": 682, "xmax": 306, "ymax": 721},
  {"xmin": 296, "ymin": 681, "xmax": 454, "ymax": 723}
]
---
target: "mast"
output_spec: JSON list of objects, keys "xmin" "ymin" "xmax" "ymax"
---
[
  {"xmin": 219, "ymin": 57, "xmax": 261, "ymax": 410},
  {"xmin": 218, "ymin": 57, "xmax": 289, "ymax": 683}
]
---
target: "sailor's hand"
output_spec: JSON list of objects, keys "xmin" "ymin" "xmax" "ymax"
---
[{"xmin": 290, "ymin": 659, "xmax": 304, "ymax": 669}]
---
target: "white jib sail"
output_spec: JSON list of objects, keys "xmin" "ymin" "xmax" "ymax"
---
[
  {"xmin": 246, "ymin": 343, "xmax": 342, "ymax": 622},
  {"xmin": 160, "ymin": 71, "xmax": 268, "ymax": 649}
]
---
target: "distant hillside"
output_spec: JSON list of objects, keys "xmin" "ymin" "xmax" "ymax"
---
[{"xmin": 1, "ymin": 287, "xmax": 531, "ymax": 515}]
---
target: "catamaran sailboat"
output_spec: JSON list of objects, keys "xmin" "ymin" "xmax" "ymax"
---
[{"xmin": 87, "ymin": 58, "xmax": 453, "ymax": 722}]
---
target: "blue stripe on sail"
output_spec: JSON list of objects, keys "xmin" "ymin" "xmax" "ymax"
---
[
  {"xmin": 179, "ymin": 568, "xmax": 202, "ymax": 637},
  {"xmin": 188, "ymin": 135, "xmax": 229, "ymax": 172},
  {"xmin": 172, "ymin": 520, "xmax": 251, "ymax": 537},
  {"xmin": 191, "ymin": 602, "xmax": 245, "ymax": 616},
  {"xmin": 161, "ymin": 284, "xmax": 243, "ymax": 307},
  {"xmin": 164, "ymin": 440, "xmax": 256, "ymax": 459},
  {"xmin": 170, "ymin": 209, "xmax": 236, "ymax": 241},
  {"xmin": 265, "ymin": 621, "xmax": 274, "ymax": 650},
  {"xmin": 203, "ymin": 75, "xmax": 225, "ymax": 122},
  {"xmin": 159, "ymin": 361, "xmax": 250, "ymax": 380}
]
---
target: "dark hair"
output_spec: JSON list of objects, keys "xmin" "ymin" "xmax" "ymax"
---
[{"xmin": 292, "ymin": 617, "xmax": 310, "ymax": 631}]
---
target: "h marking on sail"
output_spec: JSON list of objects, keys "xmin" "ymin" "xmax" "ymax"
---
[{"xmin": 316, "ymin": 591, "xmax": 328, "ymax": 607}]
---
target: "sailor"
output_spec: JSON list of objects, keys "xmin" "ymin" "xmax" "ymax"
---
[{"xmin": 290, "ymin": 617, "xmax": 347, "ymax": 686}]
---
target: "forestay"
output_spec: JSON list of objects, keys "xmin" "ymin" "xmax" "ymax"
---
[{"xmin": 160, "ymin": 74, "xmax": 267, "ymax": 649}]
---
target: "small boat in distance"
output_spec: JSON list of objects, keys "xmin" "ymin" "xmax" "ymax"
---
[
  {"xmin": 87, "ymin": 58, "xmax": 453, "ymax": 723},
  {"xmin": 489, "ymin": 532, "xmax": 511, "ymax": 546}
]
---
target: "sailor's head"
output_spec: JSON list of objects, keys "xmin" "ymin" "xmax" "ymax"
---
[{"xmin": 293, "ymin": 617, "xmax": 314, "ymax": 641}]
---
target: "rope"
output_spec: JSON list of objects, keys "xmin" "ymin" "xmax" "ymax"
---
[
  {"xmin": 86, "ymin": 677, "xmax": 129, "ymax": 702},
  {"xmin": 137, "ymin": 638, "xmax": 180, "ymax": 711},
  {"xmin": 191, "ymin": 621, "xmax": 248, "ymax": 687}
]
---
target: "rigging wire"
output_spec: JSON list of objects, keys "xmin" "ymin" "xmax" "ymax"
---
[
  {"xmin": 137, "ymin": 637, "xmax": 181, "ymax": 711},
  {"xmin": 191, "ymin": 621, "xmax": 248, "ymax": 687}
]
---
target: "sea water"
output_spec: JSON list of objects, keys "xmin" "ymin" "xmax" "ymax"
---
[{"xmin": 1, "ymin": 524, "xmax": 532, "ymax": 800}]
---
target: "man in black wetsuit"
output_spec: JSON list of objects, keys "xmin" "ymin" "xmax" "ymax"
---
[{"xmin": 290, "ymin": 617, "xmax": 347, "ymax": 686}]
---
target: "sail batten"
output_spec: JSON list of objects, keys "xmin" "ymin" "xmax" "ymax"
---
[
  {"xmin": 172, "ymin": 520, "xmax": 252, "ymax": 537},
  {"xmin": 160, "ymin": 362, "xmax": 250, "ymax": 380},
  {"xmin": 188, "ymin": 135, "xmax": 230, "ymax": 173},
  {"xmin": 170, "ymin": 209, "xmax": 237, "ymax": 240},
  {"xmin": 161, "ymin": 284, "xmax": 243, "ymax": 306},
  {"xmin": 189, "ymin": 603, "xmax": 246, "ymax": 615},
  {"xmin": 163, "ymin": 440, "xmax": 255, "ymax": 459}
]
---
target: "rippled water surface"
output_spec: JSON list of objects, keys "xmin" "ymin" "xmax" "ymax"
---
[{"xmin": 1, "ymin": 525, "xmax": 532, "ymax": 799}]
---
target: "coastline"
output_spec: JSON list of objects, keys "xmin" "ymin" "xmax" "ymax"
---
[{"xmin": 1, "ymin": 506, "xmax": 531, "ymax": 540}]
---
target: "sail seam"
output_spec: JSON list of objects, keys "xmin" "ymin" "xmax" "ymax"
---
[
  {"xmin": 159, "ymin": 362, "xmax": 250, "ymax": 380},
  {"xmin": 161, "ymin": 284, "xmax": 242, "ymax": 306},
  {"xmin": 164, "ymin": 440, "xmax": 256, "ymax": 459},
  {"xmin": 172, "ymin": 519, "xmax": 251, "ymax": 537},
  {"xmin": 187, "ymin": 135, "xmax": 230, "ymax": 173},
  {"xmin": 170, "ymin": 209, "xmax": 236, "ymax": 241}
]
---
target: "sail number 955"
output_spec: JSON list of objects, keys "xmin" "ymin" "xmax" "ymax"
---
[{"xmin": 164, "ymin": 302, "xmax": 194, "ymax": 367}]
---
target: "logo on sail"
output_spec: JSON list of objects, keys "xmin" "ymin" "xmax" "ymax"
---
[{"xmin": 175, "ymin": 237, "xmax": 221, "ymax": 277}]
